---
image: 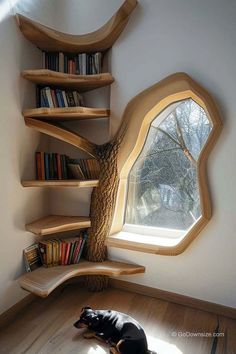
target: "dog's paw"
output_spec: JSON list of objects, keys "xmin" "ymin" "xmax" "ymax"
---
[{"xmin": 83, "ymin": 331, "xmax": 95, "ymax": 339}]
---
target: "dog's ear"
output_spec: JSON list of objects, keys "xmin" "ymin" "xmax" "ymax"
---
[
  {"xmin": 82, "ymin": 306, "xmax": 91, "ymax": 311},
  {"xmin": 81, "ymin": 306, "xmax": 92, "ymax": 314}
]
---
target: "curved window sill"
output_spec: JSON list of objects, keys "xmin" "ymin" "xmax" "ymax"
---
[{"xmin": 106, "ymin": 231, "xmax": 186, "ymax": 255}]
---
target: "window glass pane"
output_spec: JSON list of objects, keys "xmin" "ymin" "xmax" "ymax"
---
[{"xmin": 125, "ymin": 99, "xmax": 212, "ymax": 232}]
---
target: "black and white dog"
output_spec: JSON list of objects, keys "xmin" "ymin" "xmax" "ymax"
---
[{"xmin": 74, "ymin": 307, "xmax": 157, "ymax": 354}]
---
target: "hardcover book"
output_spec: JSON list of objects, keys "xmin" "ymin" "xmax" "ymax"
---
[{"xmin": 23, "ymin": 244, "xmax": 42, "ymax": 272}]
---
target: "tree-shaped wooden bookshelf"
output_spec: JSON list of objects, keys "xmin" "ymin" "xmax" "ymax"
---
[{"xmin": 17, "ymin": 0, "xmax": 145, "ymax": 296}]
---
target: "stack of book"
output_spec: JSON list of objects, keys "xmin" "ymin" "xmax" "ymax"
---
[
  {"xmin": 35, "ymin": 152, "xmax": 69, "ymax": 180},
  {"xmin": 68, "ymin": 158, "xmax": 100, "ymax": 179},
  {"xmin": 38, "ymin": 232, "xmax": 87, "ymax": 268},
  {"xmin": 42, "ymin": 52, "xmax": 102, "ymax": 75},
  {"xmin": 37, "ymin": 87, "xmax": 83, "ymax": 108}
]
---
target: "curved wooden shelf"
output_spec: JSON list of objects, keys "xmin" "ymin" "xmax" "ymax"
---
[
  {"xmin": 23, "ymin": 107, "xmax": 110, "ymax": 121},
  {"xmin": 25, "ymin": 117, "xmax": 98, "ymax": 158},
  {"xmin": 16, "ymin": 0, "xmax": 137, "ymax": 53},
  {"xmin": 21, "ymin": 180, "xmax": 99, "ymax": 188},
  {"xmin": 22, "ymin": 70, "xmax": 115, "ymax": 92},
  {"xmin": 18, "ymin": 259, "xmax": 145, "ymax": 297},
  {"xmin": 26, "ymin": 215, "xmax": 91, "ymax": 236}
]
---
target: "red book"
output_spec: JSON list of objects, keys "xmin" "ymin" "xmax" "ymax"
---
[
  {"xmin": 50, "ymin": 89, "xmax": 58, "ymax": 108},
  {"xmin": 72, "ymin": 60, "xmax": 76, "ymax": 74},
  {"xmin": 73, "ymin": 237, "xmax": 82, "ymax": 263},
  {"xmin": 56, "ymin": 153, "xmax": 62, "ymax": 180},
  {"xmin": 69, "ymin": 60, "xmax": 73, "ymax": 74},
  {"xmin": 40, "ymin": 152, "xmax": 45, "ymax": 180},
  {"xmin": 35, "ymin": 152, "xmax": 42, "ymax": 180}
]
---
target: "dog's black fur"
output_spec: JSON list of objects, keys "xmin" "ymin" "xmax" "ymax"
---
[{"xmin": 74, "ymin": 307, "xmax": 157, "ymax": 354}]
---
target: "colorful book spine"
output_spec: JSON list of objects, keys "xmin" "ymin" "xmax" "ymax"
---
[{"xmin": 76, "ymin": 233, "xmax": 87, "ymax": 263}]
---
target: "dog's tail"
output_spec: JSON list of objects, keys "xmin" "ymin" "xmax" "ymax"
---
[{"xmin": 147, "ymin": 350, "xmax": 157, "ymax": 354}]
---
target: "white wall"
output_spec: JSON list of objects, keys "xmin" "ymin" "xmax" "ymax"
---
[
  {"xmin": 0, "ymin": 0, "xmax": 55, "ymax": 315},
  {"xmin": 109, "ymin": 0, "xmax": 236, "ymax": 308},
  {"xmin": 50, "ymin": 0, "xmax": 236, "ymax": 308}
]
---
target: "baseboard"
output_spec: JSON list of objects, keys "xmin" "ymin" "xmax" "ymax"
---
[
  {"xmin": 0, "ymin": 294, "xmax": 36, "ymax": 330},
  {"xmin": 109, "ymin": 279, "xmax": 236, "ymax": 320}
]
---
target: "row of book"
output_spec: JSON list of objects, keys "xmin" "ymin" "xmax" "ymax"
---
[
  {"xmin": 69, "ymin": 158, "xmax": 100, "ymax": 180},
  {"xmin": 37, "ymin": 87, "xmax": 83, "ymax": 108},
  {"xmin": 42, "ymin": 52, "xmax": 102, "ymax": 75},
  {"xmin": 36, "ymin": 152, "xmax": 69, "ymax": 180},
  {"xmin": 23, "ymin": 232, "xmax": 87, "ymax": 271},
  {"xmin": 36, "ymin": 152, "xmax": 100, "ymax": 181}
]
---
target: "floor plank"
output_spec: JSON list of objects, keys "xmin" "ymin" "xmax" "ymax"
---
[{"xmin": 0, "ymin": 285, "xmax": 234, "ymax": 354}]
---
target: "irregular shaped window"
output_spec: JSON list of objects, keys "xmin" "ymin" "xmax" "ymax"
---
[{"xmin": 125, "ymin": 99, "xmax": 212, "ymax": 237}]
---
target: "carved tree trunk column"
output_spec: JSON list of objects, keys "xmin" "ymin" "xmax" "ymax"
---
[{"xmin": 84, "ymin": 138, "xmax": 121, "ymax": 291}]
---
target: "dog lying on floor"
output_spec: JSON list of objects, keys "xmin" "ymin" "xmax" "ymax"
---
[{"xmin": 74, "ymin": 306, "xmax": 157, "ymax": 354}]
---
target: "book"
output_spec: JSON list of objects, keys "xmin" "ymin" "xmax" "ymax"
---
[
  {"xmin": 38, "ymin": 240, "xmax": 53, "ymax": 268},
  {"xmin": 56, "ymin": 153, "xmax": 62, "ymax": 180},
  {"xmin": 62, "ymin": 91, "xmax": 68, "ymax": 107},
  {"xmin": 35, "ymin": 152, "xmax": 42, "ymax": 180},
  {"xmin": 45, "ymin": 87, "xmax": 54, "ymax": 108},
  {"xmin": 59, "ymin": 52, "xmax": 64, "ymax": 73},
  {"xmin": 76, "ymin": 232, "xmax": 87, "ymax": 263},
  {"xmin": 67, "ymin": 163, "xmax": 85, "ymax": 179},
  {"xmin": 44, "ymin": 153, "xmax": 50, "ymax": 180},
  {"xmin": 41, "ymin": 152, "xmax": 45, "ymax": 180},
  {"xmin": 23, "ymin": 244, "xmax": 42, "ymax": 272},
  {"xmin": 73, "ymin": 237, "xmax": 83, "ymax": 263}
]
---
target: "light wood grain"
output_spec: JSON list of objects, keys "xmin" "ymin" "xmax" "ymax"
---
[
  {"xmin": 15, "ymin": 0, "xmax": 137, "ymax": 53},
  {"xmin": 21, "ymin": 180, "xmax": 99, "ymax": 188},
  {"xmin": 26, "ymin": 215, "xmax": 91, "ymax": 236},
  {"xmin": 110, "ymin": 72, "xmax": 222, "ymax": 255},
  {"xmin": 23, "ymin": 107, "xmax": 110, "ymax": 121},
  {"xmin": 1, "ymin": 286, "xmax": 234, "ymax": 354},
  {"xmin": 22, "ymin": 70, "xmax": 115, "ymax": 92},
  {"xmin": 25, "ymin": 117, "xmax": 98, "ymax": 158},
  {"xmin": 110, "ymin": 279, "xmax": 236, "ymax": 320},
  {"xmin": 18, "ymin": 260, "xmax": 145, "ymax": 297}
]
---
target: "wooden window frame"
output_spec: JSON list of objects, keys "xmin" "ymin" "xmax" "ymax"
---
[{"xmin": 107, "ymin": 73, "xmax": 222, "ymax": 255}]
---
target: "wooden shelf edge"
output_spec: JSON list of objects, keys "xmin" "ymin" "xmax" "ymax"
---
[
  {"xmin": 23, "ymin": 107, "xmax": 110, "ymax": 121},
  {"xmin": 18, "ymin": 259, "xmax": 145, "ymax": 297},
  {"xmin": 21, "ymin": 180, "xmax": 99, "ymax": 188},
  {"xmin": 22, "ymin": 70, "xmax": 115, "ymax": 92},
  {"xmin": 15, "ymin": 0, "xmax": 138, "ymax": 53},
  {"xmin": 26, "ymin": 215, "xmax": 91, "ymax": 236}
]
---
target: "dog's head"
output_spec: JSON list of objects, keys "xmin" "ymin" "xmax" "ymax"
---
[{"xmin": 73, "ymin": 306, "xmax": 100, "ymax": 329}]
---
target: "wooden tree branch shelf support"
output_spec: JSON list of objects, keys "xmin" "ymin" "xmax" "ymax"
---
[
  {"xmin": 18, "ymin": 260, "xmax": 145, "ymax": 297},
  {"xmin": 24, "ymin": 117, "xmax": 98, "ymax": 158},
  {"xmin": 22, "ymin": 70, "xmax": 115, "ymax": 92},
  {"xmin": 26, "ymin": 215, "xmax": 91, "ymax": 236},
  {"xmin": 15, "ymin": 0, "xmax": 137, "ymax": 53}
]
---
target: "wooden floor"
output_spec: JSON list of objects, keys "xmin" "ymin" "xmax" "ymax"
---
[{"xmin": 0, "ymin": 284, "xmax": 235, "ymax": 354}]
